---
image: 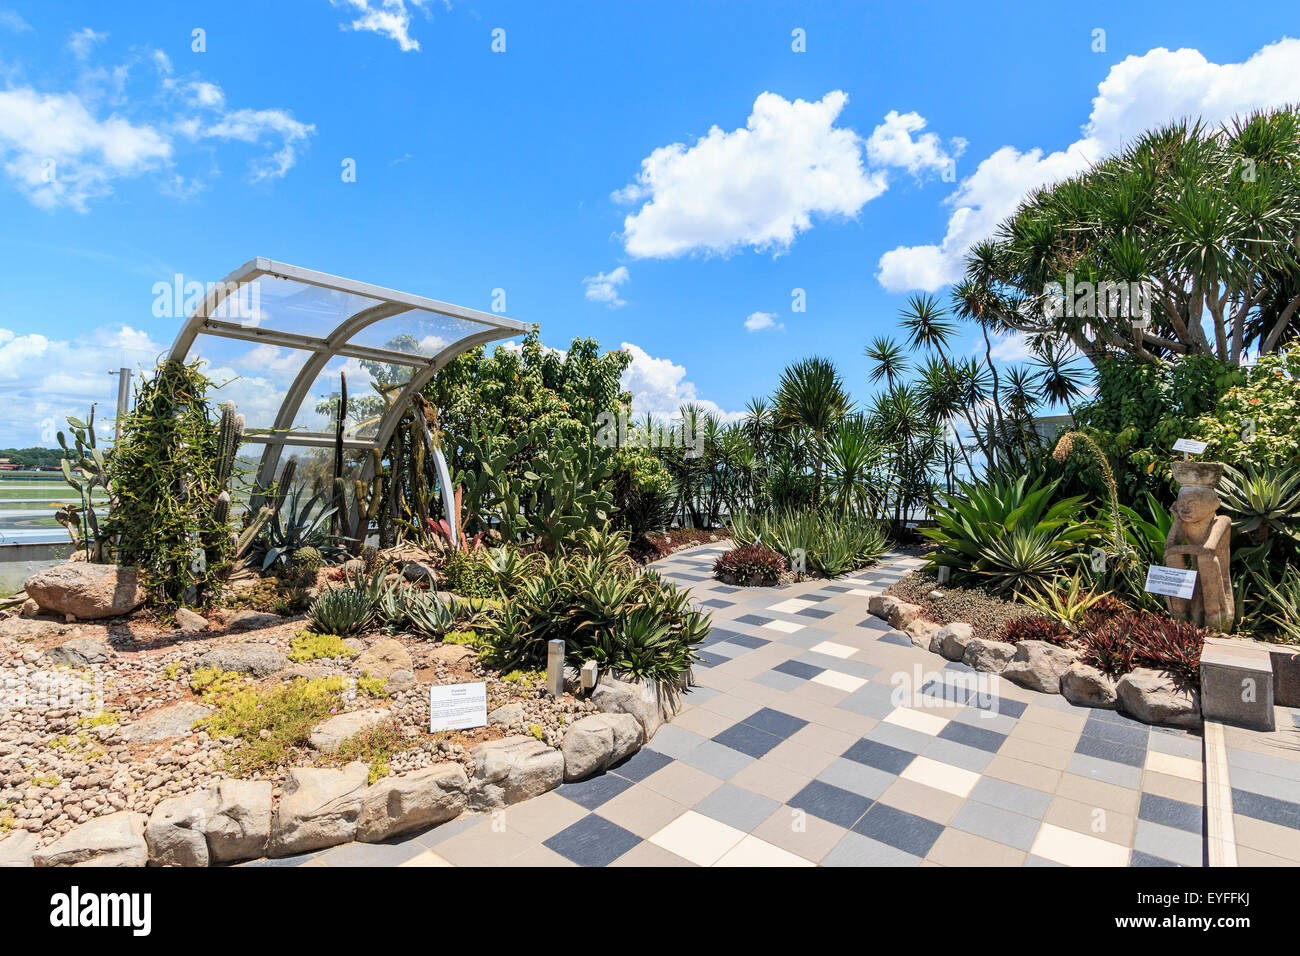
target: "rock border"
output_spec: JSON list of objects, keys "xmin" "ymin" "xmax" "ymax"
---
[
  {"xmin": 3, "ymin": 670, "xmax": 688, "ymax": 868},
  {"xmin": 865, "ymin": 595, "xmax": 1202, "ymax": 731}
]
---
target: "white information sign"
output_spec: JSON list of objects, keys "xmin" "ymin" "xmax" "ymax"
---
[
  {"xmin": 1144, "ymin": 565, "xmax": 1197, "ymax": 600},
  {"xmin": 1172, "ymin": 438, "xmax": 1208, "ymax": 455},
  {"xmin": 429, "ymin": 681, "xmax": 487, "ymax": 732}
]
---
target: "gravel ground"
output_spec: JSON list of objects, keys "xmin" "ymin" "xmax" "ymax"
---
[{"xmin": 0, "ymin": 603, "xmax": 595, "ymax": 847}]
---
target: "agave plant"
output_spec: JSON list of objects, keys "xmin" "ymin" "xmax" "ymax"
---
[
  {"xmin": 925, "ymin": 473, "xmax": 1096, "ymax": 588},
  {"xmin": 307, "ymin": 586, "xmax": 374, "ymax": 637},
  {"xmin": 250, "ymin": 491, "xmax": 346, "ymax": 573},
  {"xmin": 974, "ymin": 527, "xmax": 1082, "ymax": 598},
  {"xmin": 1219, "ymin": 463, "xmax": 1300, "ymax": 551}
]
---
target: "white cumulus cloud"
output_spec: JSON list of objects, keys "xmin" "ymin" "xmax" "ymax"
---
[
  {"xmin": 744, "ymin": 311, "xmax": 781, "ymax": 332},
  {"xmin": 330, "ymin": 0, "xmax": 438, "ymax": 52},
  {"xmin": 616, "ymin": 91, "xmax": 890, "ymax": 259},
  {"xmin": 619, "ymin": 342, "xmax": 744, "ymax": 424},
  {"xmin": 583, "ymin": 266, "xmax": 630, "ymax": 308},
  {"xmin": 68, "ymin": 27, "xmax": 108, "ymax": 60},
  {"xmin": 866, "ymin": 110, "xmax": 965, "ymax": 178},
  {"xmin": 877, "ymin": 38, "xmax": 1300, "ymax": 293}
]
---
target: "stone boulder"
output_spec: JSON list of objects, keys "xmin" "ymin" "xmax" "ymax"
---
[
  {"xmin": 43, "ymin": 636, "xmax": 111, "ymax": 668},
  {"xmin": 120, "ymin": 702, "xmax": 213, "ymax": 743},
  {"xmin": 206, "ymin": 780, "xmax": 272, "ymax": 863},
  {"xmin": 561, "ymin": 713, "xmax": 643, "ymax": 781},
  {"xmin": 428, "ymin": 644, "xmax": 476, "ymax": 667},
  {"xmin": 270, "ymin": 763, "xmax": 369, "ymax": 857},
  {"xmin": 354, "ymin": 638, "xmax": 413, "ymax": 679},
  {"xmin": 868, "ymin": 594, "xmax": 921, "ymax": 629},
  {"xmin": 386, "ymin": 670, "xmax": 417, "ymax": 694},
  {"xmin": 1116, "ymin": 668, "xmax": 1202, "ymax": 729},
  {"xmin": 25, "ymin": 563, "xmax": 147, "ymax": 620},
  {"xmin": 174, "ymin": 607, "xmax": 209, "ymax": 634},
  {"xmin": 33, "ymin": 811, "xmax": 148, "ymax": 867},
  {"xmin": 934, "ymin": 622, "xmax": 976, "ymax": 661},
  {"xmin": 0, "ymin": 830, "xmax": 38, "ymax": 867},
  {"xmin": 0, "ymin": 617, "xmax": 70, "ymax": 643},
  {"xmin": 308, "ymin": 709, "xmax": 392, "ymax": 753},
  {"xmin": 357, "ymin": 763, "xmax": 468, "ymax": 842},
  {"xmin": 227, "ymin": 609, "xmax": 283, "ymax": 632},
  {"xmin": 195, "ymin": 642, "xmax": 287, "ymax": 677},
  {"xmin": 905, "ymin": 618, "xmax": 939, "ymax": 650},
  {"xmin": 469, "ymin": 736, "xmax": 564, "ymax": 810},
  {"xmin": 591, "ymin": 674, "xmax": 681, "ymax": 739},
  {"xmin": 962, "ymin": 638, "xmax": 1016, "ymax": 673},
  {"xmin": 1061, "ymin": 662, "xmax": 1118, "ymax": 710},
  {"xmin": 1000, "ymin": 640, "xmax": 1078, "ymax": 694},
  {"xmin": 488, "ymin": 702, "xmax": 525, "ymax": 726},
  {"xmin": 146, "ymin": 791, "xmax": 215, "ymax": 867}
]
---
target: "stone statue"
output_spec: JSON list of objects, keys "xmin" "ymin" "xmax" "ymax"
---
[{"xmin": 1163, "ymin": 461, "xmax": 1234, "ymax": 633}]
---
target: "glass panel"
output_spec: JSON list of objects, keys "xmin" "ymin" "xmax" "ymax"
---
[
  {"xmin": 344, "ymin": 308, "xmax": 488, "ymax": 361},
  {"xmin": 233, "ymin": 274, "xmax": 384, "ymax": 338},
  {"xmin": 187, "ymin": 332, "xmax": 315, "ymax": 433},
  {"xmin": 285, "ymin": 354, "xmax": 411, "ymax": 439}
]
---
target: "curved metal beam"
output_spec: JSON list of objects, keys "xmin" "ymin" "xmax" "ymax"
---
[
  {"xmin": 166, "ymin": 258, "xmax": 264, "ymax": 363},
  {"xmin": 249, "ymin": 301, "xmax": 413, "ymax": 504}
]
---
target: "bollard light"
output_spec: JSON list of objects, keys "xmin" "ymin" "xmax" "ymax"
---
[{"xmin": 546, "ymin": 639, "xmax": 565, "ymax": 697}]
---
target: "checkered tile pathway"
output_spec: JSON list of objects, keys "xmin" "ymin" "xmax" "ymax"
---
[{"xmin": 251, "ymin": 543, "xmax": 1300, "ymax": 868}]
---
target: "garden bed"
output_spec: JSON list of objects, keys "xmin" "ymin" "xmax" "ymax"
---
[
  {"xmin": 0, "ymin": 597, "xmax": 677, "ymax": 865},
  {"xmin": 884, "ymin": 570, "xmax": 1034, "ymax": 642}
]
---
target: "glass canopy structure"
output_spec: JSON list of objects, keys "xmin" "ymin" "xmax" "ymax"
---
[{"xmin": 168, "ymin": 258, "xmax": 528, "ymax": 505}]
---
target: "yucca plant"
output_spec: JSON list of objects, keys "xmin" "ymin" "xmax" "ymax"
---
[
  {"xmin": 250, "ymin": 490, "xmax": 346, "ymax": 573},
  {"xmin": 307, "ymin": 587, "xmax": 374, "ymax": 637}
]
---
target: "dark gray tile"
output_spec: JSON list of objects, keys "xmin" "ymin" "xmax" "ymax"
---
[
  {"xmin": 774, "ymin": 660, "xmax": 824, "ymax": 680},
  {"xmin": 1232, "ymin": 789, "xmax": 1300, "ymax": 830},
  {"xmin": 852, "ymin": 803, "xmax": 944, "ymax": 856},
  {"xmin": 742, "ymin": 707, "xmax": 809, "ymax": 738},
  {"xmin": 544, "ymin": 814, "xmax": 642, "ymax": 866},
  {"xmin": 937, "ymin": 720, "xmax": 1006, "ymax": 753},
  {"xmin": 1074, "ymin": 734, "xmax": 1147, "ymax": 768},
  {"xmin": 789, "ymin": 779, "xmax": 874, "ymax": 828},
  {"xmin": 1138, "ymin": 793, "xmax": 1202, "ymax": 834},
  {"xmin": 713, "ymin": 721, "xmax": 784, "ymax": 758},
  {"xmin": 559, "ymin": 772, "xmax": 635, "ymax": 809},
  {"xmin": 843, "ymin": 738, "xmax": 916, "ymax": 774},
  {"xmin": 610, "ymin": 747, "xmax": 673, "ymax": 782}
]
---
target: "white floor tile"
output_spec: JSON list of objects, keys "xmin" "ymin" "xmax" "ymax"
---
[
  {"xmin": 1144, "ymin": 750, "xmax": 1203, "ymax": 781},
  {"xmin": 811, "ymin": 670, "xmax": 867, "ymax": 692},
  {"xmin": 648, "ymin": 810, "xmax": 747, "ymax": 867},
  {"xmin": 1029, "ymin": 822, "xmax": 1130, "ymax": 867},
  {"xmin": 761, "ymin": 619, "xmax": 804, "ymax": 634},
  {"xmin": 768, "ymin": 598, "xmax": 815, "ymax": 614},
  {"xmin": 810, "ymin": 641, "xmax": 858, "ymax": 659},
  {"xmin": 883, "ymin": 707, "xmax": 950, "ymax": 736},
  {"xmin": 899, "ymin": 755, "xmax": 981, "ymax": 797},
  {"xmin": 714, "ymin": 834, "xmax": 816, "ymax": 867}
]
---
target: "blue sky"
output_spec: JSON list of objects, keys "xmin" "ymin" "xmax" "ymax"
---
[{"xmin": 0, "ymin": 0, "xmax": 1296, "ymax": 446}]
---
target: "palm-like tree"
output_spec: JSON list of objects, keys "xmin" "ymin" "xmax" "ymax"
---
[
  {"xmin": 774, "ymin": 357, "xmax": 851, "ymax": 506},
  {"xmin": 864, "ymin": 337, "xmax": 908, "ymax": 387}
]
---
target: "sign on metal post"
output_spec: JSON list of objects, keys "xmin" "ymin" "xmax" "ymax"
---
[{"xmin": 1144, "ymin": 565, "xmax": 1197, "ymax": 600}]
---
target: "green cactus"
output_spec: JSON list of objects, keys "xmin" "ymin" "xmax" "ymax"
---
[{"xmin": 56, "ymin": 405, "xmax": 111, "ymax": 560}]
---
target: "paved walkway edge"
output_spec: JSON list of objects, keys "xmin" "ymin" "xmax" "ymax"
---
[{"xmin": 1203, "ymin": 720, "xmax": 1238, "ymax": 867}]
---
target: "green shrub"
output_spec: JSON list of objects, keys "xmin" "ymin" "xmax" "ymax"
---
[
  {"xmin": 288, "ymin": 630, "xmax": 355, "ymax": 663},
  {"xmin": 443, "ymin": 550, "xmax": 496, "ymax": 598},
  {"xmin": 307, "ymin": 587, "xmax": 374, "ymax": 637},
  {"xmin": 727, "ymin": 508, "xmax": 889, "ymax": 578}
]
